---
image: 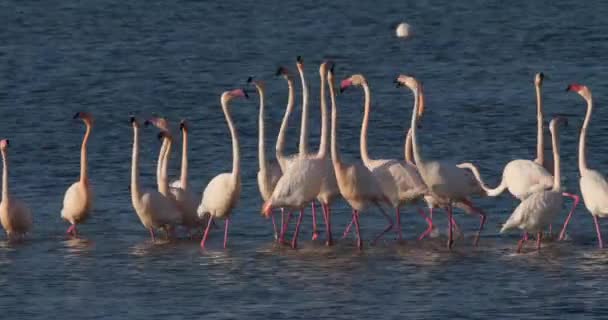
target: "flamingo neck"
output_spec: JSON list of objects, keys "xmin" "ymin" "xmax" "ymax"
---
[
  {"xmin": 535, "ymin": 83, "xmax": 545, "ymax": 166},
  {"xmin": 410, "ymin": 86, "xmax": 425, "ymax": 169},
  {"xmin": 180, "ymin": 129, "xmax": 189, "ymax": 189},
  {"xmin": 551, "ymin": 126, "xmax": 561, "ymax": 191},
  {"xmin": 257, "ymin": 86, "xmax": 268, "ymax": 172},
  {"xmin": 579, "ymin": 96, "xmax": 593, "ymax": 175},
  {"xmin": 360, "ymin": 80, "xmax": 372, "ymax": 165},
  {"xmin": 328, "ymin": 74, "xmax": 342, "ymax": 169},
  {"xmin": 276, "ymin": 77, "xmax": 295, "ymax": 163},
  {"xmin": 405, "ymin": 128, "xmax": 414, "ymax": 165},
  {"xmin": 160, "ymin": 136, "xmax": 172, "ymax": 195},
  {"xmin": 223, "ymin": 98, "xmax": 240, "ymax": 183},
  {"xmin": 297, "ymin": 66, "xmax": 309, "ymax": 156},
  {"xmin": 1, "ymin": 149, "xmax": 8, "ymax": 202},
  {"xmin": 317, "ymin": 70, "xmax": 328, "ymax": 159},
  {"xmin": 131, "ymin": 126, "xmax": 142, "ymax": 206},
  {"xmin": 156, "ymin": 138, "xmax": 167, "ymax": 192},
  {"xmin": 80, "ymin": 123, "xmax": 91, "ymax": 184}
]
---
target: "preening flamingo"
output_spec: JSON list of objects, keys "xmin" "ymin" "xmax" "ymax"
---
[
  {"xmin": 0, "ymin": 139, "xmax": 33, "ymax": 240},
  {"xmin": 328, "ymin": 66, "xmax": 391, "ymax": 250},
  {"xmin": 61, "ymin": 112, "xmax": 94, "ymax": 237},
  {"xmin": 341, "ymin": 74, "xmax": 427, "ymax": 242},
  {"xmin": 129, "ymin": 117, "xmax": 181, "ymax": 241},
  {"xmin": 396, "ymin": 75, "xmax": 485, "ymax": 249},
  {"xmin": 197, "ymin": 89, "xmax": 247, "ymax": 249},
  {"xmin": 249, "ymin": 77, "xmax": 284, "ymax": 240},
  {"xmin": 565, "ymin": 84, "xmax": 608, "ymax": 248},
  {"xmin": 501, "ymin": 117, "xmax": 567, "ymax": 253}
]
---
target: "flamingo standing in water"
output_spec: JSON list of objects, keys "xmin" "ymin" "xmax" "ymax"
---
[
  {"xmin": 61, "ymin": 112, "xmax": 94, "ymax": 237},
  {"xmin": 197, "ymin": 89, "xmax": 247, "ymax": 249},
  {"xmin": 0, "ymin": 139, "xmax": 33, "ymax": 240},
  {"xmin": 501, "ymin": 117, "xmax": 567, "ymax": 253},
  {"xmin": 396, "ymin": 75, "xmax": 485, "ymax": 249},
  {"xmin": 249, "ymin": 77, "xmax": 283, "ymax": 240},
  {"xmin": 327, "ymin": 66, "xmax": 391, "ymax": 250},
  {"xmin": 565, "ymin": 84, "xmax": 608, "ymax": 248},
  {"xmin": 457, "ymin": 73, "xmax": 579, "ymax": 239},
  {"xmin": 341, "ymin": 74, "xmax": 428, "ymax": 242},
  {"xmin": 129, "ymin": 117, "xmax": 181, "ymax": 241}
]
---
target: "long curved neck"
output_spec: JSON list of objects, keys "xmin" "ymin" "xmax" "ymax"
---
[
  {"xmin": 180, "ymin": 129, "xmax": 188, "ymax": 189},
  {"xmin": 552, "ymin": 126, "xmax": 561, "ymax": 191},
  {"xmin": 1, "ymin": 149, "xmax": 8, "ymax": 202},
  {"xmin": 160, "ymin": 136, "xmax": 172, "ymax": 195},
  {"xmin": 156, "ymin": 138, "xmax": 167, "ymax": 191},
  {"xmin": 360, "ymin": 80, "xmax": 372, "ymax": 165},
  {"xmin": 410, "ymin": 86, "xmax": 425, "ymax": 168},
  {"xmin": 276, "ymin": 77, "xmax": 295, "ymax": 162},
  {"xmin": 404, "ymin": 128, "xmax": 414, "ymax": 165},
  {"xmin": 257, "ymin": 87, "xmax": 268, "ymax": 172},
  {"xmin": 328, "ymin": 74, "xmax": 342, "ymax": 169},
  {"xmin": 297, "ymin": 66, "xmax": 309, "ymax": 156},
  {"xmin": 223, "ymin": 99, "xmax": 240, "ymax": 182},
  {"xmin": 80, "ymin": 123, "xmax": 91, "ymax": 184},
  {"xmin": 579, "ymin": 97, "xmax": 593, "ymax": 175},
  {"xmin": 535, "ymin": 83, "xmax": 544, "ymax": 165},
  {"xmin": 317, "ymin": 70, "xmax": 328, "ymax": 158},
  {"xmin": 131, "ymin": 126, "xmax": 142, "ymax": 206}
]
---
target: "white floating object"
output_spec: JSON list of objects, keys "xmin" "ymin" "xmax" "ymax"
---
[{"xmin": 395, "ymin": 22, "xmax": 412, "ymax": 39}]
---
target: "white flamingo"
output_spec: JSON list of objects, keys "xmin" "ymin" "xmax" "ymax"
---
[
  {"xmin": 396, "ymin": 74, "xmax": 485, "ymax": 249},
  {"xmin": 197, "ymin": 89, "xmax": 247, "ymax": 249},
  {"xmin": 249, "ymin": 77, "xmax": 283, "ymax": 240},
  {"xmin": 327, "ymin": 66, "xmax": 391, "ymax": 250},
  {"xmin": 457, "ymin": 73, "xmax": 579, "ymax": 238},
  {"xmin": 501, "ymin": 117, "xmax": 567, "ymax": 253},
  {"xmin": 0, "ymin": 139, "xmax": 33, "ymax": 240},
  {"xmin": 129, "ymin": 117, "xmax": 181, "ymax": 241},
  {"xmin": 61, "ymin": 112, "xmax": 94, "ymax": 236},
  {"xmin": 566, "ymin": 84, "xmax": 608, "ymax": 248},
  {"xmin": 341, "ymin": 74, "xmax": 427, "ymax": 242}
]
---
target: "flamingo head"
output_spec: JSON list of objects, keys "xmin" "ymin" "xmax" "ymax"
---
[
  {"xmin": 145, "ymin": 116, "xmax": 170, "ymax": 132},
  {"xmin": 296, "ymin": 56, "xmax": 304, "ymax": 68},
  {"xmin": 179, "ymin": 120, "xmax": 188, "ymax": 132},
  {"xmin": 222, "ymin": 88, "xmax": 249, "ymax": 104},
  {"xmin": 395, "ymin": 75, "xmax": 425, "ymax": 117},
  {"xmin": 549, "ymin": 116, "xmax": 568, "ymax": 133},
  {"xmin": 73, "ymin": 112, "xmax": 94, "ymax": 125},
  {"xmin": 340, "ymin": 74, "xmax": 366, "ymax": 93},
  {"xmin": 247, "ymin": 76, "xmax": 265, "ymax": 92},
  {"xmin": 261, "ymin": 200, "xmax": 273, "ymax": 218},
  {"xmin": 157, "ymin": 130, "xmax": 172, "ymax": 142},
  {"xmin": 130, "ymin": 116, "xmax": 140, "ymax": 128},
  {"xmin": 566, "ymin": 83, "xmax": 591, "ymax": 100},
  {"xmin": 534, "ymin": 72, "xmax": 544, "ymax": 86},
  {"xmin": 319, "ymin": 60, "xmax": 334, "ymax": 77},
  {"xmin": 0, "ymin": 139, "xmax": 8, "ymax": 150}
]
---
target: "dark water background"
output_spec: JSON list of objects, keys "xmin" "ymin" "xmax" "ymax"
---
[{"xmin": 2, "ymin": 1, "xmax": 608, "ymax": 318}]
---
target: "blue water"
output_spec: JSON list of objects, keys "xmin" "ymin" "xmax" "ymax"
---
[{"xmin": 2, "ymin": 1, "xmax": 608, "ymax": 318}]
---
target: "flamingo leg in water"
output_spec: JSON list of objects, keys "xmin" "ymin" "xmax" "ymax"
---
[
  {"xmin": 593, "ymin": 215, "xmax": 604, "ymax": 249},
  {"xmin": 311, "ymin": 202, "xmax": 319, "ymax": 241},
  {"xmin": 372, "ymin": 209, "xmax": 395, "ymax": 245},
  {"xmin": 271, "ymin": 210, "xmax": 278, "ymax": 240},
  {"xmin": 223, "ymin": 218, "xmax": 230, "ymax": 249},
  {"xmin": 200, "ymin": 216, "xmax": 213, "ymax": 249},
  {"xmin": 395, "ymin": 207, "xmax": 403, "ymax": 241},
  {"xmin": 66, "ymin": 225, "xmax": 77, "ymax": 237},
  {"xmin": 279, "ymin": 211, "xmax": 292, "ymax": 244},
  {"xmin": 353, "ymin": 210, "xmax": 362, "ymax": 250},
  {"xmin": 342, "ymin": 217, "xmax": 354, "ymax": 240},
  {"xmin": 447, "ymin": 204, "xmax": 454, "ymax": 249},
  {"xmin": 536, "ymin": 231, "xmax": 542, "ymax": 252},
  {"xmin": 324, "ymin": 203, "xmax": 333, "ymax": 246},
  {"xmin": 517, "ymin": 233, "xmax": 527, "ymax": 253},
  {"xmin": 149, "ymin": 228, "xmax": 156, "ymax": 242},
  {"xmin": 417, "ymin": 208, "xmax": 434, "ymax": 241},
  {"xmin": 558, "ymin": 192, "xmax": 581, "ymax": 241},
  {"xmin": 474, "ymin": 209, "xmax": 486, "ymax": 247},
  {"xmin": 291, "ymin": 209, "xmax": 304, "ymax": 249}
]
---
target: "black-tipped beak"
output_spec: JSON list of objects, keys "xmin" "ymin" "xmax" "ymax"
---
[
  {"xmin": 275, "ymin": 67, "xmax": 284, "ymax": 76},
  {"xmin": 5, "ymin": 139, "xmax": 9, "ymax": 146},
  {"xmin": 539, "ymin": 72, "xmax": 545, "ymax": 80},
  {"xmin": 296, "ymin": 56, "xmax": 303, "ymax": 63},
  {"xmin": 565, "ymin": 85, "xmax": 572, "ymax": 92},
  {"xmin": 73, "ymin": 112, "xmax": 80, "ymax": 119},
  {"xmin": 144, "ymin": 120, "xmax": 151, "ymax": 127},
  {"xmin": 243, "ymin": 89, "xmax": 249, "ymax": 99},
  {"xmin": 394, "ymin": 79, "xmax": 402, "ymax": 88},
  {"xmin": 157, "ymin": 132, "xmax": 167, "ymax": 141},
  {"xmin": 130, "ymin": 116, "xmax": 136, "ymax": 124},
  {"xmin": 179, "ymin": 121, "xmax": 185, "ymax": 130},
  {"xmin": 247, "ymin": 76, "xmax": 253, "ymax": 83}
]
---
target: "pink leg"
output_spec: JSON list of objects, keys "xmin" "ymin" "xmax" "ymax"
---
[
  {"xmin": 559, "ymin": 192, "xmax": 580, "ymax": 241},
  {"xmin": 342, "ymin": 217, "xmax": 354, "ymax": 240},
  {"xmin": 271, "ymin": 210, "xmax": 278, "ymax": 240},
  {"xmin": 323, "ymin": 203, "xmax": 333, "ymax": 246},
  {"xmin": 353, "ymin": 210, "xmax": 363, "ymax": 250},
  {"xmin": 447, "ymin": 204, "xmax": 454, "ymax": 249},
  {"xmin": 372, "ymin": 209, "xmax": 395, "ymax": 245},
  {"xmin": 536, "ymin": 231, "xmax": 542, "ymax": 252},
  {"xmin": 280, "ymin": 211, "xmax": 292, "ymax": 244},
  {"xmin": 517, "ymin": 233, "xmax": 526, "ymax": 253},
  {"xmin": 395, "ymin": 207, "xmax": 403, "ymax": 241},
  {"xmin": 149, "ymin": 228, "xmax": 156, "ymax": 242},
  {"xmin": 223, "ymin": 218, "xmax": 230, "ymax": 249},
  {"xmin": 66, "ymin": 225, "xmax": 75, "ymax": 236},
  {"xmin": 594, "ymin": 215, "xmax": 604, "ymax": 249},
  {"xmin": 291, "ymin": 209, "xmax": 304, "ymax": 249},
  {"xmin": 473, "ymin": 208, "xmax": 486, "ymax": 246},
  {"xmin": 200, "ymin": 216, "xmax": 213, "ymax": 249},
  {"xmin": 524, "ymin": 232, "xmax": 529, "ymax": 241},
  {"xmin": 417, "ymin": 208, "xmax": 434, "ymax": 240},
  {"xmin": 311, "ymin": 202, "xmax": 319, "ymax": 241}
]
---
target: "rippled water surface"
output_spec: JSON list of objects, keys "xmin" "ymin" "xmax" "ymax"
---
[{"xmin": 2, "ymin": 1, "xmax": 608, "ymax": 319}]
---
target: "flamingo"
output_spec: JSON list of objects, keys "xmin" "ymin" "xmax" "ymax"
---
[
  {"xmin": 249, "ymin": 77, "xmax": 283, "ymax": 240},
  {"xmin": 501, "ymin": 117, "xmax": 567, "ymax": 253},
  {"xmin": 327, "ymin": 66, "xmax": 391, "ymax": 250},
  {"xmin": 341, "ymin": 74, "xmax": 427, "ymax": 242},
  {"xmin": 565, "ymin": 84, "xmax": 608, "ymax": 248},
  {"xmin": 456, "ymin": 73, "xmax": 579, "ymax": 238},
  {"xmin": 129, "ymin": 117, "xmax": 181, "ymax": 241},
  {"xmin": 0, "ymin": 139, "xmax": 33, "ymax": 240},
  {"xmin": 61, "ymin": 112, "xmax": 94, "ymax": 237},
  {"xmin": 197, "ymin": 89, "xmax": 247, "ymax": 249},
  {"xmin": 395, "ymin": 74, "xmax": 485, "ymax": 249}
]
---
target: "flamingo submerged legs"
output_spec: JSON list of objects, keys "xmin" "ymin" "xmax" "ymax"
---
[
  {"xmin": 395, "ymin": 207, "xmax": 403, "ymax": 241},
  {"xmin": 223, "ymin": 218, "xmax": 230, "ymax": 249},
  {"xmin": 593, "ymin": 215, "xmax": 604, "ymax": 249},
  {"xmin": 291, "ymin": 209, "xmax": 304, "ymax": 249},
  {"xmin": 447, "ymin": 204, "xmax": 454, "ymax": 249},
  {"xmin": 417, "ymin": 208, "xmax": 434, "ymax": 241},
  {"xmin": 536, "ymin": 232, "xmax": 542, "ymax": 251},
  {"xmin": 66, "ymin": 224, "xmax": 77, "ymax": 237},
  {"xmin": 342, "ymin": 217, "xmax": 354, "ymax": 240},
  {"xmin": 372, "ymin": 208, "xmax": 395, "ymax": 245},
  {"xmin": 558, "ymin": 192, "xmax": 581, "ymax": 241},
  {"xmin": 279, "ymin": 211, "xmax": 292, "ymax": 244},
  {"xmin": 149, "ymin": 228, "xmax": 156, "ymax": 242},
  {"xmin": 201, "ymin": 216, "xmax": 213, "ymax": 249},
  {"xmin": 311, "ymin": 202, "xmax": 319, "ymax": 240},
  {"xmin": 353, "ymin": 210, "xmax": 363, "ymax": 250},
  {"xmin": 517, "ymin": 233, "xmax": 527, "ymax": 253},
  {"xmin": 323, "ymin": 203, "xmax": 333, "ymax": 246},
  {"xmin": 271, "ymin": 212, "xmax": 278, "ymax": 240}
]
